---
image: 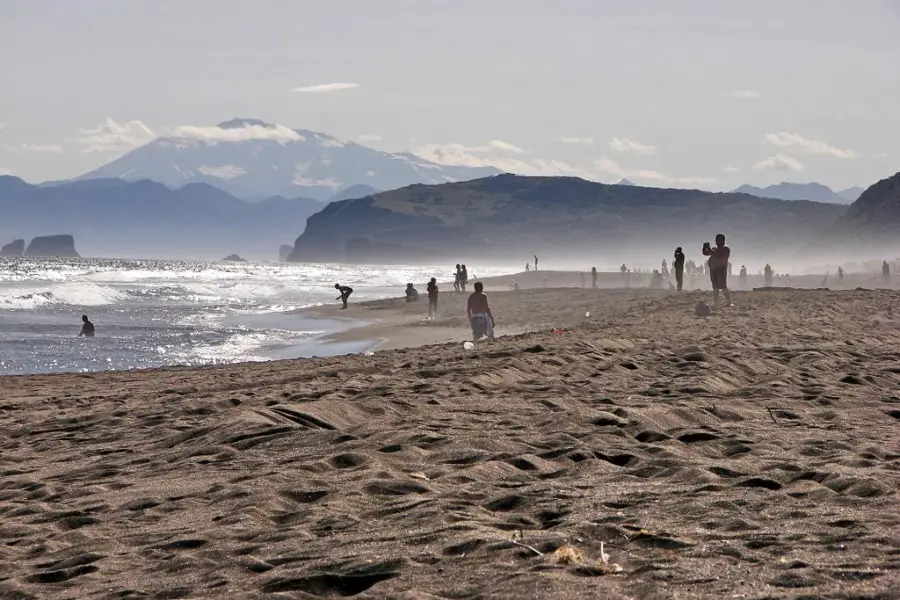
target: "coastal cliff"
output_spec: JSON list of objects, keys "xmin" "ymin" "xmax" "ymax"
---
[
  {"xmin": 24, "ymin": 235, "xmax": 80, "ymax": 258},
  {"xmin": 0, "ymin": 239, "xmax": 25, "ymax": 256},
  {"xmin": 287, "ymin": 174, "xmax": 845, "ymax": 264}
]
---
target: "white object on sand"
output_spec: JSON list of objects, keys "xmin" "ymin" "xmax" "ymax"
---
[
  {"xmin": 585, "ymin": 311, "xmax": 591, "ymax": 318},
  {"xmin": 463, "ymin": 341, "xmax": 475, "ymax": 350}
]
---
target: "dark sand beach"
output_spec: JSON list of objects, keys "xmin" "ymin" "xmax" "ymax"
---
[{"xmin": 1, "ymin": 276, "xmax": 899, "ymax": 599}]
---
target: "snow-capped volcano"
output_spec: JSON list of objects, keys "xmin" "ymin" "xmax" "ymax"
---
[{"xmin": 79, "ymin": 118, "xmax": 501, "ymax": 200}]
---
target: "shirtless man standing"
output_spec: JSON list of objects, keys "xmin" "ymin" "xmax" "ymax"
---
[
  {"xmin": 702, "ymin": 233, "xmax": 733, "ymax": 310},
  {"xmin": 673, "ymin": 247, "xmax": 685, "ymax": 292},
  {"xmin": 466, "ymin": 281, "xmax": 495, "ymax": 342}
]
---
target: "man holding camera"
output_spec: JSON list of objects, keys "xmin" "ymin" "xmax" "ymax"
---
[{"xmin": 702, "ymin": 234, "xmax": 733, "ymax": 310}]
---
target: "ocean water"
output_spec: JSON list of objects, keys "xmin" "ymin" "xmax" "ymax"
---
[{"xmin": 0, "ymin": 257, "xmax": 512, "ymax": 376}]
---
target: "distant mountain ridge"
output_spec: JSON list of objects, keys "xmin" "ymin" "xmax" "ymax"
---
[
  {"xmin": 79, "ymin": 118, "xmax": 501, "ymax": 201},
  {"xmin": 288, "ymin": 174, "xmax": 846, "ymax": 264},
  {"xmin": 0, "ymin": 175, "xmax": 323, "ymax": 260},
  {"xmin": 734, "ymin": 182, "xmax": 863, "ymax": 204}
]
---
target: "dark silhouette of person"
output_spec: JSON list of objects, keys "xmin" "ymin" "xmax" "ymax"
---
[
  {"xmin": 427, "ymin": 277, "xmax": 438, "ymax": 320},
  {"xmin": 453, "ymin": 264, "xmax": 461, "ymax": 292},
  {"xmin": 460, "ymin": 265, "xmax": 469, "ymax": 292},
  {"xmin": 883, "ymin": 260, "xmax": 891, "ymax": 283},
  {"xmin": 591, "ymin": 266, "xmax": 598, "ymax": 289},
  {"xmin": 405, "ymin": 283, "xmax": 419, "ymax": 302},
  {"xmin": 78, "ymin": 315, "xmax": 95, "ymax": 337},
  {"xmin": 525, "ymin": 262, "xmax": 530, "ymax": 272},
  {"xmin": 739, "ymin": 265, "xmax": 748, "ymax": 289},
  {"xmin": 764, "ymin": 264, "xmax": 773, "ymax": 286},
  {"xmin": 534, "ymin": 255, "xmax": 539, "ymax": 271},
  {"xmin": 661, "ymin": 259, "xmax": 669, "ymax": 279},
  {"xmin": 702, "ymin": 233, "xmax": 733, "ymax": 309},
  {"xmin": 673, "ymin": 247, "xmax": 685, "ymax": 291},
  {"xmin": 334, "ymin": 283, "xmax": 353, "ymax": 309},
  {"xmin": 467, "ymin": 281, "xmax": 494, "ymax": 341},
  {"xmin": 837, "ymin": 266, "xmax": 844, "ymax": 280}
]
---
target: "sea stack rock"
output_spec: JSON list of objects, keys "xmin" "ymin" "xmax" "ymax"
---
[
  {"xmin": 279, "ymin": 244, "xmax": 293, "ymax": 262},
  {"xmin": 24, "ymin": 235, "xmax": 80, "ymax": 257},
  {"xmin": 222, "ymin": 254, "xmax": 246, "ymax": 262},
  {"xmin": 0, "ymin": 239, "xmax": 25, "ymax": 257}
]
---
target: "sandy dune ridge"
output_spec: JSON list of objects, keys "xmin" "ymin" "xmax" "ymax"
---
[{"xmin": 1, "ymin": 285, "xmax": 899, "ymax": 599}]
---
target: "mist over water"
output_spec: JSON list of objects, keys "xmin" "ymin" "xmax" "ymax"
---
[{"xmin": 0, "ymin": 257, "xmax": 515, "ymax": 375}]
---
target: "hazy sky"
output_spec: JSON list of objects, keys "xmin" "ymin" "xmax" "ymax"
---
[{"xmin": 1, "ymin": 0, "xmax": 898, "ymax": 190}]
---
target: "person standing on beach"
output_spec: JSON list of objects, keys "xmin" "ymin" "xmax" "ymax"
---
[
  {"xmin": 764, "ymin": 263, "xmax": 773, "ymax": 286},
  {"xmin": 673, "ymin": 247, "xmax": 685, "ymax": 291},
  {"xmin": 591, "ymin": 266, "xmax": 598, "ymax": 289},
  {"xmin": 837, "ymin": 266, "xmax": 844, "ymax": 281},
  {"xmin": 702, "ymin": 234, "xmax": 733, "ymax": 310},
  {"xmin": 739, "ymin": 265, "xmax": 748, "ymax": 289},
  {"xmin": 467, "ymin": 281, "xmax": 495, "ymax": 342},
  {"xmin": 883, "ymin": 260, "xmax": 891, "ymax": 283},
  {"xmin": 78, "ymin": 314, "xmax": 95, "ymax": 337},
  {"xmin": 453, "ymin": 264, "xmax": 462, "ymax": 292},
  {"xmin": 334, "ymin": 283, "xmax": 353, "ymax": 309},
  {"xmin": 460, "ymin": 265, "xmax": 469, "ymax": 292},
  {"xmin": 427, "ymin": 277, "xmax": 438, "ymax": 320},
  {"xmin": 534, "ymin": 255, "xmax": 539, "ymax": 271}
]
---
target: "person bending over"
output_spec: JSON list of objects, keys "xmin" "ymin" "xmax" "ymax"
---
[
  {"xmin": 466, "ymin": 281, "xmax": 495, "ymax": 342},
  {"xmin": 334, "ymin": 283, "xmax": 353, "ymax": 309}
]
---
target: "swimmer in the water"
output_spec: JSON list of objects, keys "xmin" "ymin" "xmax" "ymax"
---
[{"xmin": 78, "ymin": 314, "xmax": 95, "ymax": 337}]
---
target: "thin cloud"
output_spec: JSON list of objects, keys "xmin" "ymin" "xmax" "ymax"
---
[
  {"xmin": 413, "ymin": 142, "xmax": 594, "ymax": 179},
  {"xmin": 763, "ymin": 131, "xmax": 858, "ymax": 159},
  {"xmin": 595, "ymin": 157, "xmax": 714, "ymax": 187},
  {"xmin": 197, "ymin": 164, "xmax": 247, "ymax": 180},
  {"xmin": 609, "ymin": 137, "xmax": 656, "ymax": 156},
  {"xmin": 555, "ymin": 136, "xmax": 595, "ymax": 145},
  {"xmin": 723, "ymin": 90, "xmax": 761, "ymax": 100},
  {"xmin": 18, "ymin": 143, "xmax": 64, "ymax": 154},
  {"xmin": 170, "ymin": 123, "xmax": 303, "ymax": 143},
  {"xmin": 77, "ymin": 118, "xmax": 156, "ymax": 153},
  {"xmin": 723, "ymin": 166, "xmax": 741, "ymax": 173},
  {"xmin": 293, "ymin": 82, "xmax": 359, "ymax": 93},
  {"xmin": 487, "ymin": 140, "xmax": 524, "ymax": 154},
  {"xmin": 753, "ymin": 154, "xmax": 804, "ymax": 172},
  {"xmin": 357, "ymin": 134, "xmax": 382, "ymax": 142}
]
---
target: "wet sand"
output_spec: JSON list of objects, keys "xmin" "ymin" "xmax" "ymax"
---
[{"xmin": 1, "ymin": 282, "xmax": 899, "ymax": 599}]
